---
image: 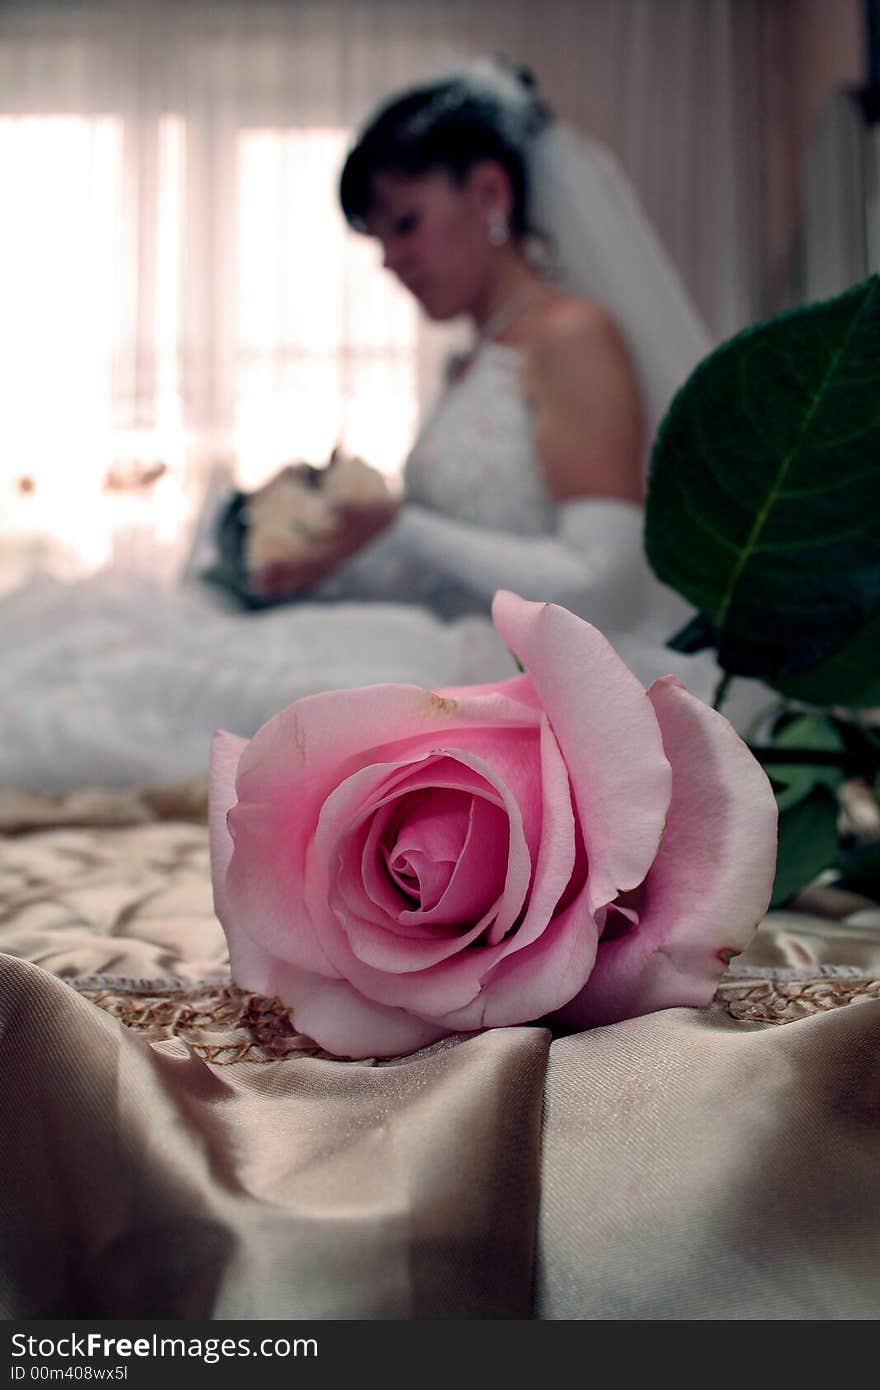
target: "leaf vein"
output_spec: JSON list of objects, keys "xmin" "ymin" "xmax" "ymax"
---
[{"xmin": 716, "ymin": 294, "xmax": 872, "ymax": 627}]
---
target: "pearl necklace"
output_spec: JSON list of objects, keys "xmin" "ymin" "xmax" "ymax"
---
[{"xmin": 478, "ymin": 281, "xmax": 543, "ymax": 342}]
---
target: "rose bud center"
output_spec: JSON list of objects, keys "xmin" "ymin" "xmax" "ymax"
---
[{"xmin": 380, "ymin": 786, "xmax": 511, "ymax": 931}]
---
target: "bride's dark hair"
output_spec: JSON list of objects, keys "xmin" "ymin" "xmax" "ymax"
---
[{"xmin": 339, "ymin": 63, "xmax": 549, "ymax": 239}]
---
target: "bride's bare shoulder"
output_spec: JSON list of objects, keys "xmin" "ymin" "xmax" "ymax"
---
[
  {"xmin": 517, "ymin": 291, "xmax": 637, "ymax": 402},
  {"xmin": 518, "ymin": 288, "xmax": 644, "ymax": 502},
  {"xmin": 524, "ymin": 290, "xmax": 626, "ymax": 360}
]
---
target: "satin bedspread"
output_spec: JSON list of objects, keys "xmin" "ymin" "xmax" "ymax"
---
[{"xmin": 1, "ymin": 798, "xmax": 878, "ymax": 1320}]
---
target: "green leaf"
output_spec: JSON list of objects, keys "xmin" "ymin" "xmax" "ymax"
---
[
  {"xmin": 862, "ymin": 724, "xmax": 880, "ymax": 754},
  {"xmin": 645, "ymin": 276, "xmax": 880, "ymax": 698},
  {"xmin": 834, "ymin": 839, "xmax": 880, "ymax": 902},
  {"xmin": 667, "ymin": 613, "xmax": 718, "ymax": 654},
  {"xmin": 765, "ymin": 712, "xmax": 845, "ymax": 812},
  {"xmin": 774, "ymin": 611, "xmax": 880, "ymax": 707},
  {"xmin": 770, "ymin": 786, "xmax": 840, "ymax": 908}
]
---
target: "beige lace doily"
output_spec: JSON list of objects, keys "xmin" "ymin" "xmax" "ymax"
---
[
  {"xmin": 67, "ymin": 965, "xmax": 880, "ymax": 1063},
  {"xmin": 715, "ymin": 971, "xmax": 880, "ymax": 1025},
  {"xmin": 71, "ymin": 976, "xmax": 329, "ymax": 1064}
]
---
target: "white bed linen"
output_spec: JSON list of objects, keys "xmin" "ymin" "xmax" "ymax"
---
[{"xmin": 0, "ymin": 570, "xmax": 513, "ymax": 792}]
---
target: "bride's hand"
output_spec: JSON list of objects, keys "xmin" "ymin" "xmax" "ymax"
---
[
  {"xmin": 334, "ymin": 496, "xmax": 402, "ymax": 549},
  {"xmin": 251, "ymin": 498, "xmax": 401, "ymax": 598}
]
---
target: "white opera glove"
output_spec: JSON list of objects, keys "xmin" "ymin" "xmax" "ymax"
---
[{"xmin": 390, "ymin": 498, "xmax": 690, "ymax": 636}]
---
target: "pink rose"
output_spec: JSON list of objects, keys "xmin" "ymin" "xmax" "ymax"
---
[{"xmin": 209, "ymin": 591, "xmax": 777, "ymax": 1059}]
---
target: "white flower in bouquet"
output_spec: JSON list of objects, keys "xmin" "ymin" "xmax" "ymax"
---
[
  {"xmin": 321, "ymin": 450, "xmax": 390, "ymax": 506},
  {"xmin": 243, "ymin": 449, "xmax": 389, "ymax": 577}
]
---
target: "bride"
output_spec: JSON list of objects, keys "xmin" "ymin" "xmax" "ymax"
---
[
  {"xmin": 254, "ymin": 60, "xmax": 711, "ymax": 641},
  {"xmin": 0, "ymin": 62, "xmax": 726, "ymax": 794}
]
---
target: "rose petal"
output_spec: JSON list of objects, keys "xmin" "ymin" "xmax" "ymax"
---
[
  {"xmin": 208, "ymin": 729, "xmax": 248, "ymax": 925},
  {"xmin": 231, "ymin": 950, "xmax": 451, "ymax": 1060},
  {"xmin": 491, "ymin": 716, "xmax": 579, "ymax": 957},
  {"xmin": 338, "ymin": 797, "xmax": 511, "ymax": 973},
  {"xmin": 310, "ymin": 752, "xmax": 506, "ymax": 936},
  {"xmin": 309, "ymin": 732, "xmax": 541, "ymax": 954},
  {"xmin": 223, "ymin": 799, "xmax": 338, "ymax": 976},
  {"xmin": 441, "ymin": 882, "xmax": 598, "ymax": 1030},
  {"xmin": 234, "ymin": 683, "xmax": 541, "ymax": 809},
  {"xmin": 388, "ymin": 788, "xmax": 471, "ymax": 908},
  {"xmin": 395, "ymin": 793, "xmax": 509, "ymax": 928},
  {"xmin": 312, "ymin": 748, "xmax": 535, "ymax": 1014},
  {"xmin": 491, "ymin": 591, "xmax": 671, "ymax": 910},
  {"xmin": 223, "ymin": 917, "xmax": 280, "ymax": 994},
  {"xmin": 365, "ymin": 724, "xmax": 546, "ymax": 867},
  {"xmin": 221, "ymin": 684, "xmax": 540, "ymax": 974},
  {"xmin": 359, "ymin": 793, "xmax": 492, "ymax": 936},
  {"xmin": 435, "ymin": 672, "xmax": 543, "ymax": 710},
  {"xmin": 555, "ymin": 677, "xmax": 778, "ymax": 1028}
]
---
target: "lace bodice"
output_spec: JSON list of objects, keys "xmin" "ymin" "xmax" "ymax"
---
[{"xmin": 404, "ymin": 342, "xmax": 556, "ymax": 535}]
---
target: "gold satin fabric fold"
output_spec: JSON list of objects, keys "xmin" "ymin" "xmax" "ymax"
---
[
  {"xmin": 0, "ymin": 955, "xmax": 548, "ymax": 1319},
  {"xmin": 2, "ymin": 816, "xmax": 879, "ymax": 1319},
  {"xmin": 538, "ymin": 1000, "xmax": 880, "ymax": 1320},
  {"xmin": 735, "ymin": 900, "xmax": 880, "ymax": 974}
]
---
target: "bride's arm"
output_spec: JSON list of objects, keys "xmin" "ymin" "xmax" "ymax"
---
[
  {"xmin": 388, "ymin": 496, "xmax": 660, "ymax": 630},
  {"xmin": 314, "ymin": 491, "xmax": 689, "ymax": 635}
]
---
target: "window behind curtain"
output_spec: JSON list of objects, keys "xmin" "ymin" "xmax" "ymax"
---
[
  {"xmin": 0, "ymin": 112, "xmax": 418, "ymax": 582},
  {"xmin": 236, "ymin": 126, "xmax": 417, "ymax": 489}
]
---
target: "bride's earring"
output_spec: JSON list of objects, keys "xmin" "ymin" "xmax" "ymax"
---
[{"xmin": 487, "ymin": 211, "xmax": 510, "ymax": 247}]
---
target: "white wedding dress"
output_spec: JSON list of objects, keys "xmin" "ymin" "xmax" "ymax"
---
[{"xmin": 0, "ymin": 340, "xmax": 731, "ymax": 794}]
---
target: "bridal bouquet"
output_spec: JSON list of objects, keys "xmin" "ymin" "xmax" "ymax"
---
[
  {"xmin": 205, "ymin": 447, "xmax": 390, "ymax": 607},
  {"xmin": 646, "ymin": 275, "xmax": 880, "ymax": 907},
  {"xmin": 209, "ymin": 591, "xmax": 777, "ymax": 1059}
]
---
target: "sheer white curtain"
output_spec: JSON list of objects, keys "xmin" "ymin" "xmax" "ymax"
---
[{"xmin": 0, "ymin": 0, "xmax": 763, "ymax": 582}]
